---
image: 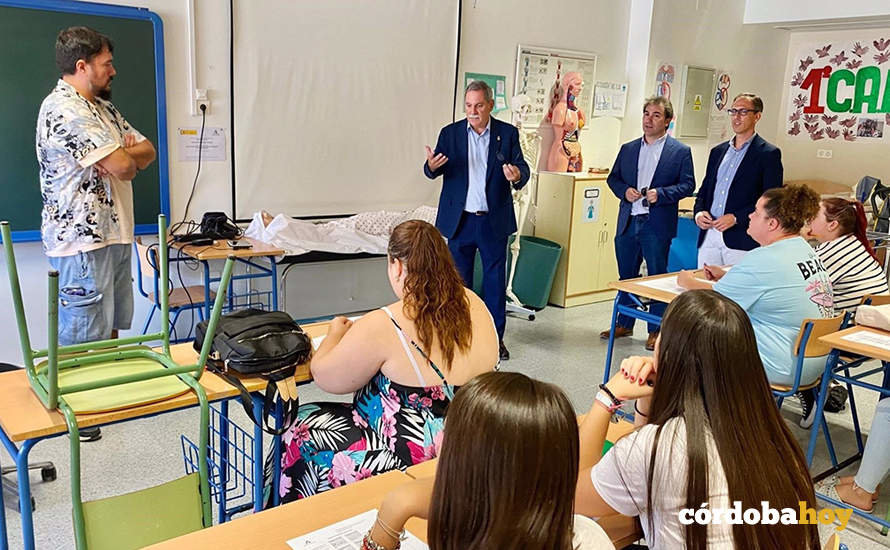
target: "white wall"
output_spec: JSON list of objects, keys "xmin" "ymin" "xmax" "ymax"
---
[
  {"xmin": 457, "ymin": 0, "xmax": 631, "ymax": 173},
  {"xmin": 745, "ymin": 0, "xmax": 890, "ymax": 25},
  {"xmin": 644, "ymin": 0, "xmax": 790, "ymax": 185},
  {"xmin": 775, "ymin": 27, "xmax": 890, "ymax": 187}
]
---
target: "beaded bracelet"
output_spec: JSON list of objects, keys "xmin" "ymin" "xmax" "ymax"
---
[{"xmin": 361, "ymin": 532, "xmax": 401, "ymax": 550}]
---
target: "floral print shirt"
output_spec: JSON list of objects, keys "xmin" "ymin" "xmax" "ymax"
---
[{"xmin": 36, "ymin": 79, "xmax": 143, "ymax": 256}]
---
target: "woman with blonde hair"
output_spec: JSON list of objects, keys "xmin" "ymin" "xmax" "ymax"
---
[
  {"xmin": 362, "ymin": 372, "xmax": 614, "ymax": 550},
  {"xmin": 266, "ymin": 220, "xmax": 498, "ymax": 504}
]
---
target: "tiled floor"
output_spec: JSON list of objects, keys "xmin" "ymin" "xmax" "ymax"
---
[{"xmin": 2, "ymin": 299, "xmax": 888, "ymax": 548}]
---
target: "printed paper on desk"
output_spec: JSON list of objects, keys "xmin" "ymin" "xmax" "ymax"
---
[
  {"xmin": 840, "ymin": 329, "xmax": 890, "ymax": 351},
  {"xmin": 635, "ymin": 275, "xmax": 711, "ymax": 295},
  {"xmin": 286, "ymin": 509, "xmax": 428, "ymax": 550}
]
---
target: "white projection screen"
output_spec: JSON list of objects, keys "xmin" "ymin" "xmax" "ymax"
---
[{"xmin": 232, "ymin": 1, "xmax": 459, "ymax": 219}]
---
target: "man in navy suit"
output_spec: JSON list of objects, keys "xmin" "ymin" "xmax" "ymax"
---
[
  {"xmin": 423, "ymin": 81, "xmax": 529, "ymax": 360},
  {"xmin": 600, "ymin": 97, "xmax": 694, "ymax": 350},
  {"xmin": 694, "ymin": 93, "xmax": 783, "ymax": 267}
]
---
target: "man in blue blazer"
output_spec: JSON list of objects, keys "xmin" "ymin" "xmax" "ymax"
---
[
  {"xmin": 423, "ymin": 81, "xmax": 529, "ymax": 359},
  {"xmin": 694, "ymin": 93, "xmax": 783, "ymax": 267},
  {"xmin": 601, "ymin": 97, "xmax": 694, "ymax": 350}
]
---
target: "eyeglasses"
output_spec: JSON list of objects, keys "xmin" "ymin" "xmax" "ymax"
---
[{"xmin": 727, "ymin": 108, "xmax": 760, "ymax": 116}]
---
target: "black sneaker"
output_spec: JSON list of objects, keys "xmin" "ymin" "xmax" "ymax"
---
[
  {"xmin": 79, "ymin": 427, "xmax": 102, "ymax": 442},
  {"xmin": 499, "ymin": 341, "xmax": 510, "ymax": 361},
  {"xmin": 796, "ymin": 390, "xmax": 817, "ymax": 429}
]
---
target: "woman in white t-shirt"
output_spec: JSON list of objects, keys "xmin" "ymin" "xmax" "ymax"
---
[
  {"xmin": 363, "ymin": 372, "xmax": 614, "ymax": 550},
  {"xmin": 575, "ymin": 290, "xmax": 820, "ymax": 550}
]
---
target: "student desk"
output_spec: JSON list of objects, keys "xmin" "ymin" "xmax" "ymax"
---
[
  {"xmin": 0, "ymin": 324, "xmax": 325, "ymax": 550},
  {"xmin": 403, "ymin": 419, "xmax": 643, "ymax": 548},
  {"xmin": 145, "ymin": 470, "xmax": 427, "ymax": 549},
  {"xmin": 170, "ymin": 237, "xmax": 284, "ymax": 318},
  {"xmin": 603, "ymin": 270, "xmax": 713, "ymax": 384},
  {"xmin": 810, "ymin": 325, "xmax": 890, "ymax": 531}
]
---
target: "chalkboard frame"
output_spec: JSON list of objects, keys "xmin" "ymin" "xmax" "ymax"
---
[{"xmin": 1, "ymin": 0, "xmax": 169, "ymax": 242}]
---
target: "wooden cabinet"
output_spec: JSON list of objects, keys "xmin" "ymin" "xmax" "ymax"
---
[{"xmin": 535, "ymin": 172, "xmax": 619, "ymax": 307}]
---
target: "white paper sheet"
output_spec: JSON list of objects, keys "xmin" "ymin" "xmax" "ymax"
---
[
  {"xmin": 634, "ymin": 275, "xmax": 712, "ymax": 295},
  {"xmin": 840, "ymin": 330, "xmax": 890, "ymax": 351},
  {"xmin": 286, "ymin": 509, "xmax": 428, "ymax": 550}
]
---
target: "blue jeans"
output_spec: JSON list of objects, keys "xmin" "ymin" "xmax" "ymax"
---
[
  {"xmin": 614, "ymin": 215, "xmax": 671, "ymax": 333},
  {"xmin": 48, "ymin": 244, "xmax": 133, "ymax": 346},
  {"xmin": 854, "ymin": 397, "xmax": 890, "ymax": 493}
]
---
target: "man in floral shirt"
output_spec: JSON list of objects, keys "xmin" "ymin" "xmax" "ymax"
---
[{"xmin": 36, "ymin": 27, "xmax": 156, "ymax": 441}]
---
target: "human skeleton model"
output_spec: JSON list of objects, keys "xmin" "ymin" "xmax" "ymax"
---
[
  {"xmin": 546, "ymin": 71, "xmax": 586, "ymax": 172},
  {"xmin": 507, "ymin": 95, "xmax": 541, "ymax": 311}
]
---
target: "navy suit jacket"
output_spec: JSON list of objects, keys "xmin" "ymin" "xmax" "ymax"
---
[
  {"xmin": 693, "ymin": 134, "xmax": 783, "ymax": 250},
  {"xmin": 607, "ymin": 135, "xmax": 695, "ymax": 239},
  {"xmin": 423, "ymin": 117, "xmax": 530, "ymax": 239}
]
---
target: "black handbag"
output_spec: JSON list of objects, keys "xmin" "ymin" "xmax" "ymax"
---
[{"xmin": 194, "ymin": 309, "xmax": 311, "ymax": 435}]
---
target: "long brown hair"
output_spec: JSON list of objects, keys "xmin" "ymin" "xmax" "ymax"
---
[
  {"xmin": 387, "ymin": 220, "xmax": 471, "ymax": 368},
  {"xmin": 645, "ymin": 290, "xmax": 818, "ymax": 549},
  {"xmin": 762, "ymin": 184, "xmax": 820, "ymax": 233},
  {"xmin": 822, "ymin": 197, "xmax": 878, "ymax": 261},
  {"xmin": 428, "ymin": 372, "xmax": 579, "ymax": 550}
]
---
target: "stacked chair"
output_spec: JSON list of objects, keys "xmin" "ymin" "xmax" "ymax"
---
[{"xmin": 1, "ymin": 214, "xmax": 235, "ymax": 549}]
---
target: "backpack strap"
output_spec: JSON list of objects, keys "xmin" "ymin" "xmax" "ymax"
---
[{"xmin": 205, "ymin": 361, "xmax": 298, "ymax": 436}]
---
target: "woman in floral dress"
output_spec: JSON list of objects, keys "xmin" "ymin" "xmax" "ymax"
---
[{"xmin": 266, "ymin": 220, "xmax": 499, "ymax": 504}]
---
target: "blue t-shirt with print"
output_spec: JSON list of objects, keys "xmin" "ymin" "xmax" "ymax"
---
[{"xmin": 714, "ymin": 236, "xmax": 834, "ymax": 385}]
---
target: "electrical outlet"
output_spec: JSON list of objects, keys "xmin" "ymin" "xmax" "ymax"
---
[
  {"xmin": 816, "ymin": 149, "xmax": 833, "ymax": 159},
  {"xmin": 193, "ymin": 88, "xmax": 210, "ymax": 116}
]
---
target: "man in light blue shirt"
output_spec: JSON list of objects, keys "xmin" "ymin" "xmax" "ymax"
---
[
  {"xmin": 602, "ymin": 97, "xmax": 695, "ymax": 351},
  {"xmin": 423, "ymin": 81, "xmax": 530, "ymax": 360},
  {"xmin": 694, "ymin": 93, "xmax": 783, "ymax": 267}
]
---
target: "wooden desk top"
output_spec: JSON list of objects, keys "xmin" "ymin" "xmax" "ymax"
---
[
  {"xmin": 608, "ymin": 269, "xmax": 712, "ymax": 304},
  {"xmin": 146, "ymin": 470, "xmax": 427, "ymax": 549},
  {"xmin": 170, "ymin": 236, "xmax": 284, "ymax": 261},
  {"xmin": 0, "ymin": 320, "xmax": 330, "ymax": 442},
  {"xmin": 819, "ymin": 325, "xmax": 890, "ymax": 362}
]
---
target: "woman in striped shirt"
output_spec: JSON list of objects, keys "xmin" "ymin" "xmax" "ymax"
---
[
  {"xmin": 807, "ymin": 197, "xmax": 889, "ymax": 312},
  {"xmin": 796, "ymin": 198, "xmax": 890, "ymax": 428}
]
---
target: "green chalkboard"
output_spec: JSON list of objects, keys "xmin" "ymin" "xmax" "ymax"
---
[{"xmin": 0, "ymin": 1, "xmax": 167, "ymax": 241}]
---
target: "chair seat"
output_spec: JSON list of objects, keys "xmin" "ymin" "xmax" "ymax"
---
[
  {"xmin": 771, "ymin": 378, "xmax": 822, "ymax": 393},
  {"xmin": 149, "ymin": 285, "xmax": 215, "ymax": 309},
  {"xmin": 83, "ymin": 473, "xmax": 204, "ymax": 550},
  {"xmin": 51, "ymin": 357, "xmax": 192, "ymax": 414}
]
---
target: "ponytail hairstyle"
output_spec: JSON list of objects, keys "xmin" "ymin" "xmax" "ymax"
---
[
  {"xmin": 387, "ymin": 220, "xmax": 472, "ymax": 368},
  {"xmin": 822, "ymin": 197, "xmax": 878, "ymax": 261}
]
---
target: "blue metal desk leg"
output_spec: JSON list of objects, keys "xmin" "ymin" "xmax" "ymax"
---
[
  {"xmin": 203, "ymin": 260, "xmax": 212, "ymax": 319},
  {"xmin": 14, "ymin": 438, "xmax": 38, "ymax": 550},
  {"xmin": 806, "ymin": 349, "xmax": 839, "ymax": 467},
  {"xmin": 603, "ymin": 292, "xmax": 622, "ymax": 385},
  {"xmin": 252, "ymin": 396, "xmax": 264, "ymax": 512},
  {"xmin": 270, "ymin": 258, "xmax": 279, "ymax": 311},
  {"xmin": 218, "ymin": 400, "xmax": 230, "ymax": 524},
  {"xmin": 0, "ymin": 456, "xmax": 7, "ymax": 550},
  {"xmin": 272, "ymin": 400, "xmax": 282, "ymax": 507}
]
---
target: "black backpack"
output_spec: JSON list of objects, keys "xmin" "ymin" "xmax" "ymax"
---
[{"xmin": 195, "ymin": 309, "xmax": 311, "ymax": 435}]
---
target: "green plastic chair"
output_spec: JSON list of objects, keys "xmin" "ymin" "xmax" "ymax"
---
[{"xmin": 1, "ymin": 214, "xmax": 235, "ymax": 549}]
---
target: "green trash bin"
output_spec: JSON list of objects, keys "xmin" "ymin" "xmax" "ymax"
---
[{"xmin": 471, "ymin": 235, "xmax": 562, "ymax": 309}]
